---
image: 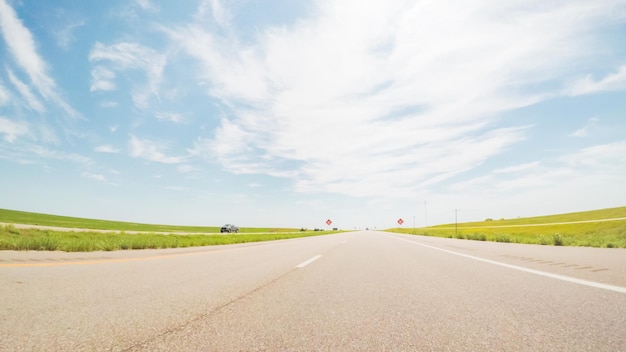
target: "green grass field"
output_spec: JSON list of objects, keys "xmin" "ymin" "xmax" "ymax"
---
[
  {"xmin": 387, "ymin": 206, "xmax": 626, "ymax": 248},
  {"xmin": 0, "ymin": 208, "xmax": 338, "ymax": 252},
  {"xmin": 0, "ymin": 224, "xmax": 336, "ymax": 252},
  {"xmin": 0, "ymin": 208, "xmax": 299, "ymax": 233}
]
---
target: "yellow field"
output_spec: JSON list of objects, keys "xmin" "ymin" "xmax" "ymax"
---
[{"xmin": 388, "ymin": 206, "xmax": 626, "ymax": 248}]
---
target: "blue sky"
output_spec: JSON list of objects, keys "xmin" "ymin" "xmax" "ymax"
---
[{"xmin": 1, "ymin": 0, "xmax": 625, "ymax": 229}]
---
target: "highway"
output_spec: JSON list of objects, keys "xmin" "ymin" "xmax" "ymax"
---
[{"xmin": 1, "ymin": 231, "xmax": 625, "ymax": 351}]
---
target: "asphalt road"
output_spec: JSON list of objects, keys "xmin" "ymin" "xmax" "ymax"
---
[{"xmin": 1, "ymin": 231, "xmax": 625, "ymax": 351}]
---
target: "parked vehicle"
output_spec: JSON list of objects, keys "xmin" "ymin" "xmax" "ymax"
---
[{"xmin": 220, "ymin": 224, "xmax": 239, "ymax": 233}]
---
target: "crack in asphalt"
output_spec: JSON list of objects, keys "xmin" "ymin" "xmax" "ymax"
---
[{"xmin": 119, "ymin": 268, "xmax": 298, "ymax": 352}]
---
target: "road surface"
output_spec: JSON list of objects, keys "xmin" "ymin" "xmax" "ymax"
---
[{"xmin": 1, "ymin": 231, "xmax": 625, "ymax": 351}]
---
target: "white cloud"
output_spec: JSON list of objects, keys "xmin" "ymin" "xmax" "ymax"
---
[
  {"xmin": 570, "ymin": 117, "xmax": 599, "ymax": 138},
  {"xmin": 34, "ymin": 124, "xmax": 60, "ymax": 145},
  {"xmin": 16, "ymin": 145, "xmax": 91, "ymax": 164},
  {"xmin": 177, "ymin": 165, "xmax": 196, "ymax": 173},
  {"xmin": 560, "ymin": 141, "xmax": 626, "ymax": 172},
  {"xmin": 568, "ymin": 65, "xmax": 626, "ymax": 96},
  {"xmin": 0, "ymin": 0, "xmax": 78, "ymax": 117},
  {"xmin": 187, "ymin": 137, "xmax": 216, "ymax": 160},
  {"xmin": 169, "ymin": 0, "xmax": 617, "ymax": 199},
  {"xmin": 95, "ymin": 145, "xmax": 120, "ymax": 153},
  {"xmin": 195, "ymin": 0, "xmax": 232, "ymax": 27},
  {"xmin": 494, "ymin": 161, "xmax": 541, "ymax": 174},
  {"xmin": 128, "ymin": 134, "xmax": 183, "ymax": 164},
  {"xmin": 0, "ymin": 117, "xmax": 28, "ymax": 142},
  {"xmin": 7, "ymin": 69, "xmax": 45, "ymax": 112},
  {"xmin": 453, "ymin": 141, "xmax": 626, "ymax": 199},
  {"xmin": 209, "ymin": 0, "xmax": 232, "ymax": 28},
  {"xmin": 89, "ymin": 41, "xmax": 166, "ymax": 109},
  {"xmin": 100, "ymin": 101, "xmax": 119, "ymax": 108},
  {"xmin": 0, "ymin": 81, "xmax": 10, "ymax": 105},
  {"xmin": 134, "ymin": 0, "xmax": 160, "ymax": 13},
  {"xmin": 81, "ymin": 172, "xmax": 106, "ymax": 182},
  {"xmin": 53, "ymin": 18, "xmax": 85, "ymax": 50},
  {"xmin": 90, "ymin": 66, "xmax": 116, "ymax": 92},
  {"xmin": 154, "ymin": 112, "xmax": 184, "ymax": 123},
  {"xmin": 88, "ymin": 41, "xmax": 165, "ymax": 74}
]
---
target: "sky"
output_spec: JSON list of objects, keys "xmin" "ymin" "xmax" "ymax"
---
[{"xmin": 0, "ymin": 0, "xmax": 625, "ymax": 230}]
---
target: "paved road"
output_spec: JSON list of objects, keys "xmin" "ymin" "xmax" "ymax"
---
[{"xmin": 1, "ymin": 231, "xmax": 625, "ymax": 351}]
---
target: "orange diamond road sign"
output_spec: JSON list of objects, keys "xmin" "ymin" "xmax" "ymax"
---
[
  {"xmin": 326, "ymin": 219, "xmax": 332, "ymax": 225},
  {"xmin": 397, "ymin": 218, "xmax": 404, "ymax": 225}
]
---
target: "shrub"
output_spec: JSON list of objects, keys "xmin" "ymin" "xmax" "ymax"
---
[
  {"xmin": 495, "ymin": 234, "xmax": 511, "ymax": 243},
  {"xmin": 553, "ymin": 233, "xmax": 564, "ymax": 246},
  {"xmin": 538, "ymin": 236, "xmax": 551, "ymax": 245},
  {"xmin": 468, "ymin": 233, "xmax": 487, "ymax": 241}
]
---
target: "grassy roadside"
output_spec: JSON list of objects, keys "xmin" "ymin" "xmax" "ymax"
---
[
  {"xmin": 0, "ymin": 208, "xmax": 340, "ymax": 252},
  {"xmin": 387, "ymin": 206, "xmax": 626, "ymax": 248},
  {"xmin": 0, "ymin": 224, "xmax": 340, "ymax": 252},
  {"xmin": 0, "ymin": 208, "xmax": 301, "ymax": 233}
]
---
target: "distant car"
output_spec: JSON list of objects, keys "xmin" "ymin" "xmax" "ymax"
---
[{"xmin": 220, "ymin": 224, "xmax": 239, "ymax": 233}]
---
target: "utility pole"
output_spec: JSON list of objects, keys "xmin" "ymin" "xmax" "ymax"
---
[{"xmin": 455, "ymin": 209, "xmax": 459, "ymax": 237}]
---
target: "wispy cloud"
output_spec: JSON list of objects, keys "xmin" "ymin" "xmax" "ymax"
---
[
  {"xmin": 177, "ymin": 164, "xmax": 196, "ymax": 173},
  {"xmin": 81, "ymin": 172, "xmax": 106, "ymax": 182},
  {"xmin": 196, "ymin": 0, "xmax": 233, "ymax": 28},
  {"xmin": 568, "ymin": 65, "xmax": 626, "ymax": 96},
  {"xmin": 99, "ymin": 101, "xmax": 119, "ymax": 108},
  {"xmin": 571, "ymin": 117, "xmax": 599, "ymax": 138},
  {"xmin": 457, "ymin": 141, "xmax": 626, "ymax": 197},
  {"xmin": 560, "ymin": 141, "xmax": 626, "ymax": 172},
  {"xmin": 0, "ymin": 0, "xmax": 78, "ymax": 117},
  {"xmin": 494, "ymin": 162, "xmax": 541, "ymax": 174},
  {"xmin": 154, "ymin": 112, "xmax": 184, "ymax": 123},
  {"xmin": 7, "ymin": 69, "xmax": 45, "ymax": 112},
  {"xmin": 128, "ymin": 134, "xmax": 183, "ymax": 164},
  {"xmin": 90, "ymin": 66, "xmax": 116, "ymax": 92},
  {"xmin": 29, "ymin": 145, "xmax": 91, "ymax": 164},
  {"xmin": 53, "ymin": 18, "xmax": 85, "ymax": 50},
  {"xmin": 95, "ymin": 145, "xmax": 120, "ymax": 153},
  {"xmin": 167, "ymin": 0, "xmax": 616, "ymax": 199},
  {"xmin": 135, "ymin": 0, "xmax": 159, "ymax": 13},
  {"xmin": 0, "ymin": 81, "xmax": 9, "ymax": 105},
  {"xmin": 0, "ymin": 117, "xmax": 28, "ymax": 142},
  {"xmin": 0, "ymin": 143, "xmax": 92, "ymax": 165},
  {"xmin": 88, "ymin": 41, "xmax": 166, "ymax": 109}
]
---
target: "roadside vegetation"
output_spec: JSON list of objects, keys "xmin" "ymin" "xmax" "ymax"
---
[
  {"xmin": 0, "ymin": 208, "xmax": 260, "ymax": 233},
  {"xmin": 0, "ymin": 224, "xmax": 339, "ymax": 252},
  {"xmin": 0, "ymin": 208, "xmax": 340, "ymax": 252},
  {"xmin": 388, "ymin": 206, "xmax": 626, "ymax": 248}
]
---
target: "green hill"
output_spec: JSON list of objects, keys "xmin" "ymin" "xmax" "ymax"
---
[
  {"xmin": 0, "ymin": 208, "xmax": 298, "ymax": 233},
  {"xmin": 388, "ymin": 206, "xmax": 626, "ymax": 248}
]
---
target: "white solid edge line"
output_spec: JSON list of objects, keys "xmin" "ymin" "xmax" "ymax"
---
[
  {"xmin": 296, "ymin": 255, "xmax": 322, "ymax": 268},
  {"xmin": 387, "ymin": 234, "xmax": 626, "ymax": 294}
]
